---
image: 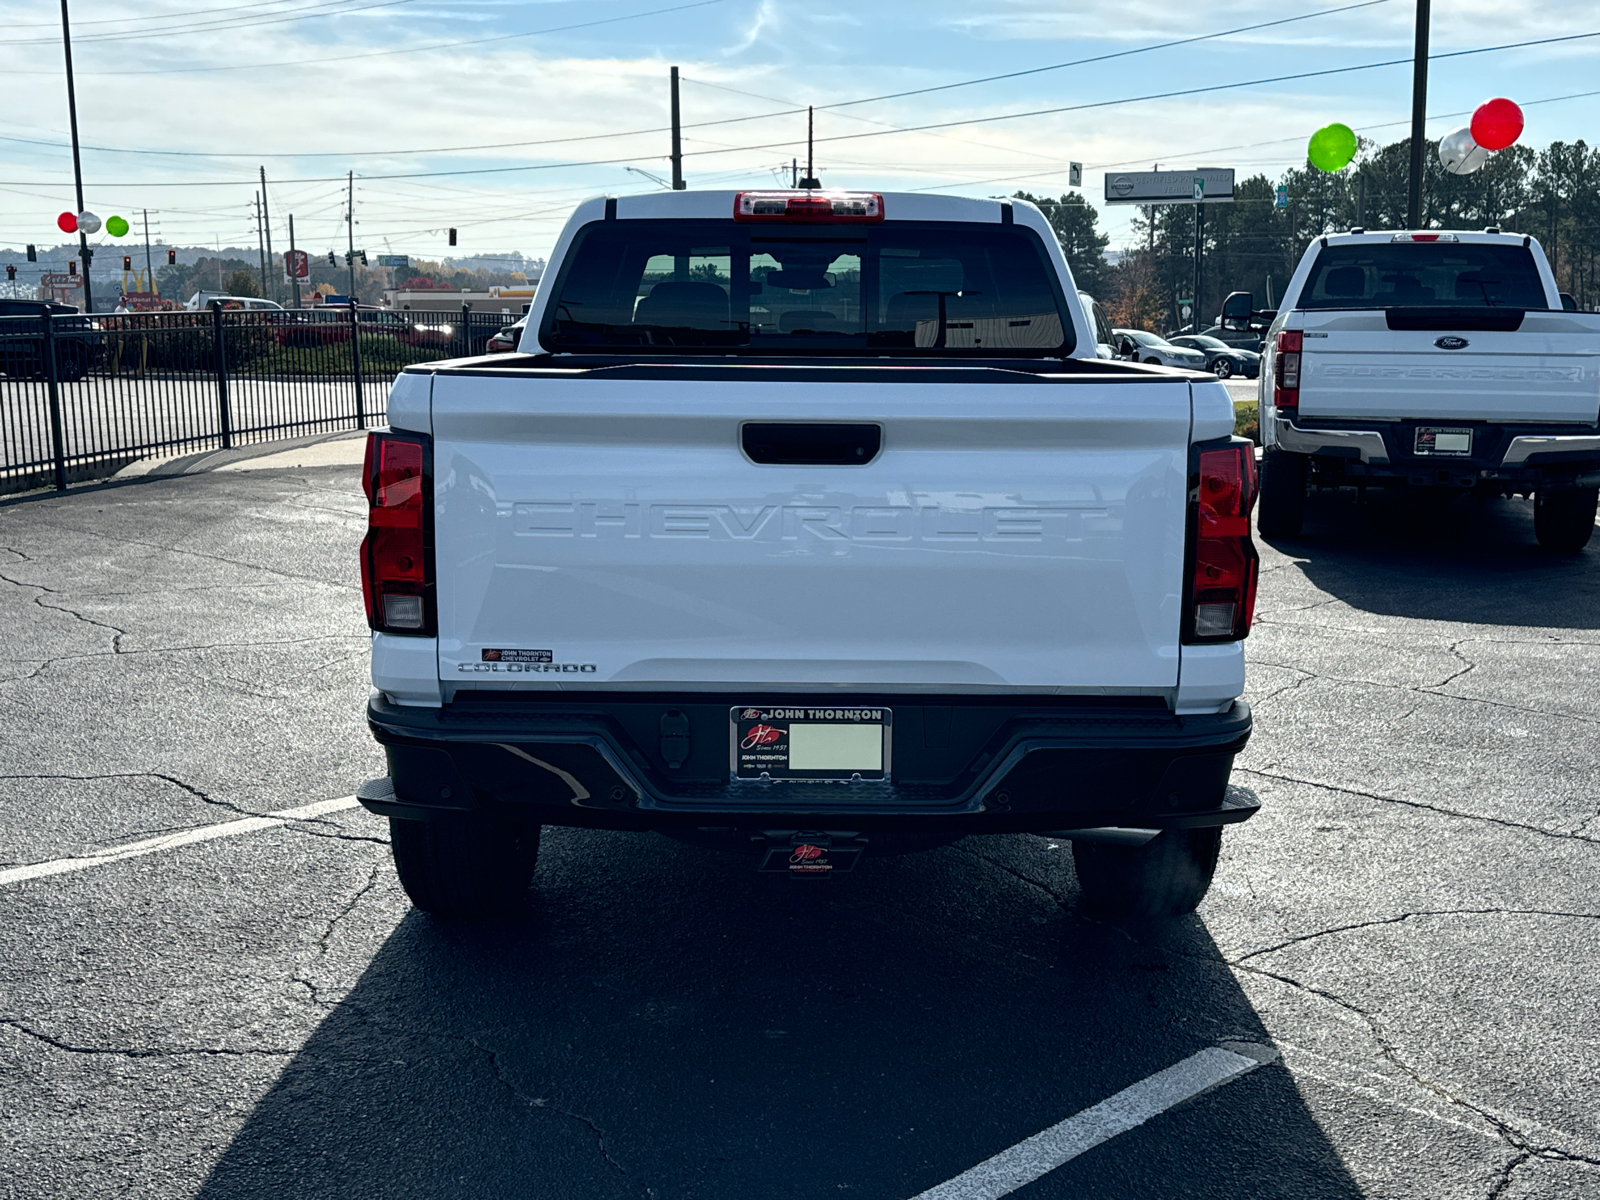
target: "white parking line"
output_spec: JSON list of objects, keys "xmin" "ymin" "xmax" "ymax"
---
[
  {"xmin": 0, "ymin": 796, "xmax": 359, "ymax": 888},
  {"xmin": 908, "ymin": 1045, "xmax": 1268, "ymax": 1200}
]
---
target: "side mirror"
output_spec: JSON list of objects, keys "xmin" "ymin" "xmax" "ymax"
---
[
  {"xmin": 1560, "ymin": 292, "xmax": 1578, "ymax": 312},
  {"xmin": 1220, "ymin": 291, "xmax": 1253, "ymax": 329}
]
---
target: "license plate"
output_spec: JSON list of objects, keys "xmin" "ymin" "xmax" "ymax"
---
[
  {"xmin": 731, "ymin": 706, "xmax": 891, "ymax": 781},
  {"xmin": 1415, "ymin": 426, "xmax": 1472, "ymax": 456}
]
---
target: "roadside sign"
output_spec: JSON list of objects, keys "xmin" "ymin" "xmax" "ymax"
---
[
  {"xmin": 378, "ymin": 254, "xmax": 409, "ymax": 268},
  {"xmin": 1104, "ymin": 168, "xmax": 1235, "ymax": 205},
  {"xmin": 1069, "ymin": 162, "xmax": 1083, "ymax": 188},
  {"xmin": 1275, "ymin": 186, "xmax": 1289, "ymax": 208},
  {"xmin": 283, "ymin": 249, "xmax": 309, "ymax": 281},
  {"xmin": 40, "ymin": 272, "xmax": 82, "ymax": 305},
  {"xmin": 1178, "ymin": 298, "xmax": 1194, "ymax": 323}
]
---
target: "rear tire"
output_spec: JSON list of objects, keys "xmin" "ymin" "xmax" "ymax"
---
[
  {"xmin": 388, "ymin": 816, "xmax": 540, "ymax": 919},
  {"xmin": 1213, "ymin": 358, "xmax": 1234, "ymax": 379},
  {"xmin": 1534, "ymin": 486, "xmax": 1597, "ymax": 553},
  {"xmin": 1257, "ymin": 448, "xmax": 1308, "ymax": 538},
  {"xmin": 1072, "ymin": 827, "xmax": 1222, "ymax": 920}
]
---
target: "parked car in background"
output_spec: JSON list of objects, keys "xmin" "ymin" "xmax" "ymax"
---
[
  {"xmin": 184, "ymin": 293, "xmax": 284, "ymax": 312},
  {"xmin": 485, "ymin": 317, "xmax": 526, "ymax": 353},
  {"xmin": 1078, "ymin": 291, "xmax": 1115, "ymax": 358},
  {"xmin": 1168, "ymin": 334, "xmax": 1260, "ymax": 379},
  {"xmin": 0, "ymin": 298, "xmax": 100, "ymax": 381},
  {"xmin": 1112, "ymin": 328, "xmax": 1208, "ymax": 370}
]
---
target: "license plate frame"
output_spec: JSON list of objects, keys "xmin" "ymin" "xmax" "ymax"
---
[
  {"xmin": 1414, "ymin": 426, "xmax": 1473, "ymax": 457},
  {"xmin": 730, "ymin": 706, "xmax": 891, "ymax": 782}
]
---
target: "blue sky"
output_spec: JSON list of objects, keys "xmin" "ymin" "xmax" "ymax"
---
[{"xmin": 0, "ymin": 0, "xmax": 1596, "ymax": 263}]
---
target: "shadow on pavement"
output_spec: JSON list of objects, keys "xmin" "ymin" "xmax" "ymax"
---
[
  {"xmin": 1265, "ymin": 488, "xmax": 1600, "ymax": 628},
  {"xmin": 194, "ymin": 831, "xmax": 1363, "ymax": 1199}
]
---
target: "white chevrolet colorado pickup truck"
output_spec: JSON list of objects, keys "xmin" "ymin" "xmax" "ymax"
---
[
  {"xmin": 354, "ymin": 189, "xmax": 1260, "ymax": 921},
  {"xmin": 1255, "ymin": 230, "xmax": 1600, "ymax": 549}
]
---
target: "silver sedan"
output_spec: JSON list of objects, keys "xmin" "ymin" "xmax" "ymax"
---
[{"xmin": 1112, "ymin": 328, "xmax": 1208, "ymax": 370}]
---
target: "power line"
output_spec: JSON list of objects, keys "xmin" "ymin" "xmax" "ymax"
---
[
  {"xmin": 4, "ymin": 29, "xmax": 1597, "ymax": 189},
  {"xmin": 3, "ymin": 0, "xmax": 730, "ymax": 76},
  {"xmin": 0, "ymin": 0, "xmax": 418, "ymax": 46}
]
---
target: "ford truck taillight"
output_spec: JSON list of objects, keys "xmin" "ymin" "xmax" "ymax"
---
[
  {"xmin": 360, "ymin": 431, "xmax": 432, "ymax": 635},
  {"xmin": 733, "ymin": 190, "xmax": 884, "ymax": 222},
  {"xmin": 1273, "ymin": 329, "xmax": 1301, "ymax": 413},
  {"xmin": 1184, "ymin": 442, "xmax": 1259, "ymax": 644}
]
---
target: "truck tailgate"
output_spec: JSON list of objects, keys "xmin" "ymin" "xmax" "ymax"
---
[
  {"xmin": 1298, "ymin": 310, "xmax": 1600, "ymax": 423},
  {"xmin": 429, "ymin": 369, "xmax": 1190, "ymax": 692}
]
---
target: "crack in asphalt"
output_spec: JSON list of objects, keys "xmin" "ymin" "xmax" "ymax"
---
[
  {"xmin": 1486, "ymin": 1151, "xmax": 1535, "ymax": 1200},
  {"xmin": 1234, "ymin": 907, "xmax": 1600, "ymax": 963},
  {"xmin": 0, "ymin": 772, "xmax": 389, "ymax": 857},
  {"xmin": 1236, "ymin": 767, "xmax": 1600, "ymax": 847},
  {"xmin": 470, "ymin": 1039, "xmax": 638, "ymax": 1187},
  {"xmin": 291, "ymin": 865, "xmax": 381, "ymax": 1007},
  {"xmin": 956, "ymin": 844, "xmax": 1073, "ymax": 907},
  {"xmin": 0, "ymin": 566, "xmax": 128, "ymax": 653},
  {"xmin": 0, "ymin": 1017, "xmax": 297, "ymax": 1060},
  {"xmin": 20, "ymin": 519, "xmax": 359, "ymax": 591}
]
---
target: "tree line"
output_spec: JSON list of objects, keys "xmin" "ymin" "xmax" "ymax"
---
[{"xmin": 1019, "ymin": 134, "xmax": 1600, "ymax": 333}]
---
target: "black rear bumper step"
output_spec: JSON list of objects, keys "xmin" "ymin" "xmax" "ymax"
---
[{"xmin": 363, "ymin": 693, "xmax": 1253, "ymax": 832}]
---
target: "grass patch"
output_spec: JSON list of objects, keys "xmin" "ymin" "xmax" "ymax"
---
[{"xmin": 1234, "ymin": 400, "xmax": 1259, "ymax": 444}]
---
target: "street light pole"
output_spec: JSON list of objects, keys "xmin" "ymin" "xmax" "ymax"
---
[
  {"xmin": 1407, "ymin": 0, "xmax": 1430, "ymax": 229},
  {"xmin": 58, "ymin": 0, "xmax": 93, "ymax": 313}
]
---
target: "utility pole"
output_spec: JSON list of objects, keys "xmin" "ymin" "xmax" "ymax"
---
[
  {"xmin": 259, "ymin": 166, "xmax": 276, "ymax": 304},
  {"xmin": 669, "ymin": 66, "xmax": 685, "ymax": 189},
  {"xmin": 791, "ymin": 157, "xmax": 797, "ymax": 187},
  {"xmin": 346, "ymin": 170, "xmax": 356, "ymax": 300},
  {"xmin": 142, "ymin": 208, "xmax": 152, "ymax": 288},
  {"xmin": 1193, "ymin": 204, "xmax": 1204, "ymax": 332},
  {"xmin": 1407, "ymin": 0, "xmax": 1430, "ymax": 229},
  {"xmin": 254, "ymin": 192, "xmax": 267, "ymax": 298},
  {"xmin": 798, "ymin": 106, "xmax": 819, "ymax": 188},
  {"xmin": 288, "ymin": 213, "xmax": 301, "ymax": 309},
  {"xmin": 59, "ymin": 0, "xmax": 93, "ymax": 312}
]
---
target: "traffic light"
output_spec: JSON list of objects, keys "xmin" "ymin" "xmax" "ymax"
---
[
  {"xmin": 448, "ymin": 228, "xmax": 457, "ymax": 246},
  {"xmin": 67, "ymin": 260, "xmax": 77, "ymax": 276},
  {"xmin": 122, "ymin": 255, "xmax": 132, "ymax": 271},
  {"xmin": 26, "ymin": 244, "xmax": 37, "ymax": 262},
  {"xmin": 5, "ymin": 265, "xmax": 14, "ymax": 282},
  {"xmin": 168, "ymin": 249, "xmax": 177, "ymax": 266},
  {"xmin": 329, "ymin": 251, "xmax": 337, "ymax": 266},
  {"xmin": 358, "ymin": 249, "xmax": 368, "ymax": 266},
  {"xmin": 344, "ymin": 251, "xmax": 352, "ymax": 266}
]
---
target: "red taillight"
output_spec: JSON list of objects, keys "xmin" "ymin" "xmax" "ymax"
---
[
  {"xmin": 733, "ymin": 191, "xmax": 885, "ymax": 223},
  {"xmin": 1273, "ymin": 329, "xmax": 1302, "ymax": 413},
  {"xmin": 1186, "ymin": 443, "xmax": 1259, "ymax": 643},
  {"xmin": 360, "ymin": 432, "xmax": 430, "ymax": 634}
]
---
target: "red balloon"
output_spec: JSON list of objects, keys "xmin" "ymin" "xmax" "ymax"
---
[
  {"xmin": 1471, "ymin": 97, "xmax": 1524, "ymax": 152},
  {"xmin": 57, "ymin": 211, "xmax": 78, "ymax": 233}
]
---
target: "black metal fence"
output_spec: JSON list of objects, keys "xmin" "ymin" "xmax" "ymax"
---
[{"xmin": 0, "ymin": 303, "xmax": 517, "ymax": 494}]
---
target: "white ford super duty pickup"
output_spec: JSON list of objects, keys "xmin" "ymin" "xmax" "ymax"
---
[
  {"xmin": 1254, "ymin": 230, "xmax": 1600, "ymax": 549},
  {"xmin": 354, "ymin": 188, "xmax": 1260, "ymax": 921}
]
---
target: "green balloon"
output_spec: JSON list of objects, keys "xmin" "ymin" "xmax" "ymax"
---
[
  {"xmin": 1308, "ymin": 123, "xmax": 1357, "ymax": 171},
  {"xmin": 105, "ymin": 215, "xmax": 130, "ymax": 237}
]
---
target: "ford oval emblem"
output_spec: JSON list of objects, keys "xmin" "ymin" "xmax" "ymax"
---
[{"xmin": 1434, "ymin": 336, "xmax": 1469, "ymax": 350}]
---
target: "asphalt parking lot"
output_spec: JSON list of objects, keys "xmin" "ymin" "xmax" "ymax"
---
[{"xmin": 2, "ymin": 442, "xmax": 1598, "ymax": 1199}]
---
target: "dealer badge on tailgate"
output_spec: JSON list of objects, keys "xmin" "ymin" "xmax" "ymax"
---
[{"xmin": 731, "ymin": 707, "xmax": 890, "ymax": 782}]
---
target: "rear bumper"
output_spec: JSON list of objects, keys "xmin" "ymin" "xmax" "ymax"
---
[
  {"xmin": 363, "ymin": 691, "xmax": 1254, "ymax": 834},
  {"xmin": 1274, "ymin": 416, "xmax": 1600, "ymax": 485}
]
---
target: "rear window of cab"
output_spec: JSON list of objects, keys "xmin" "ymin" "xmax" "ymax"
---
[
  {"xmin": 1299, "ymin": 243, "xmax": 1549, "ymax": 310},
  {"xmin": 540, "ymin": 219, "xmax": 1076, "ymax": 357}
]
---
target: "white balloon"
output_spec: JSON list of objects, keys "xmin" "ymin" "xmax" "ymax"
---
[
  {"xmin": 1438, "ymin": 126, "xmax": 1489, "ymax": 175},
  {"xmin": 76, "ymin": 210, "xmax": 102, "ymax": 234}
]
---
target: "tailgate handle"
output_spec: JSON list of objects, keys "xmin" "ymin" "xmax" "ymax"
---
[{"xmin": 741, "ymin": 422, "xmax": 882, "ymax": 466}]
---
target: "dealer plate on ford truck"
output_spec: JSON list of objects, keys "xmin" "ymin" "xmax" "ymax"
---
[
  {"xmin": 731, "ymin": 706, "xmax": 891, "ymax": 782},
  {"xmin": 1415, "ymin": 426, "xmax": 1473, "ymax": 456}
]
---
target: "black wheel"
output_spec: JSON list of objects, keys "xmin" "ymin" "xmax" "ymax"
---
[
  {"xmin": 1257, "ymin": 448, "xmax": 1308, "ymax": 538},
  {"xmin": 388, "ymin": 815, "xmax": 540, "ymax": 919},
  {"xmin": 55, "ymin": 343, "xmax": 88, "ymax": 382},
  {"xmin": 1534, "ymin": 486, "xmax": 1597, "ymax": 553},
  {"xmin": 1213, "ymin": 358, "xmax": 1234, "ymax": 379},
  {"xmin": 1073, "ymin": 827, "xmax": 1222, "ymax": 920}
]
